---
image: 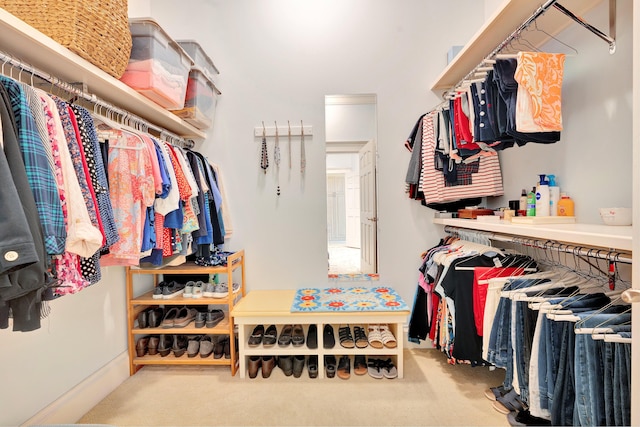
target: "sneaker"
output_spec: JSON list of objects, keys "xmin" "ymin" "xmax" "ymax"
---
[
  {"xmin": 192, "ymin": 281, "xmax": 204, "ymax": 299},
  {"xmin": 202, "ymin": 283, "xmax": 216, "ymax": 298},
  {"xmin": 152, "ymin": 283, "xmax": 166, "ymax": 299},
  {"xmin": 211, "ymin": 282, "xmax": 229, "ymax": 298},
  {"xmin": 183, "ymin": 281, "xmax": 195, "ymax": 298},
  {"xmin": 162, "ymin": 281, "xmax": 185, "ymax": 299},
  {"xmin": 232, "ymin": 282, "xmax": 240, "ymax": 294}
]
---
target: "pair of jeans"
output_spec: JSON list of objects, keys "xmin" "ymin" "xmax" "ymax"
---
[
  {"xmin": 514, "ymin": 300, "xmax": 537, "ymax": 404},
  {"xmin": 613, "ymin": 332, "xmax": 631, "ymax": 426},
  {"xmin": 550, "ymin": 321, "xmax": 575, "ymax": 426}
]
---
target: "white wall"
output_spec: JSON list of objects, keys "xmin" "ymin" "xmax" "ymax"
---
[{"xmin": 326, "ymin": 103, "xmax": 376, "ymax": 142}]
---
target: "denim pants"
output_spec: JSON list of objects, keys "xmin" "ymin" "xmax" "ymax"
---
[
  {"xmin": 613, "ymin": 332, "xmax": 631, "ymax": 426},
  {"xmin": 550, "ymin": 321, "xmax": 575, "ymax": 426}
]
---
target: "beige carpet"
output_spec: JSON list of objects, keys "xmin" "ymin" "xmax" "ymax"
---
[{"xmin": 78, "ymin": 349, "xmax": 510, "ymax": 426}]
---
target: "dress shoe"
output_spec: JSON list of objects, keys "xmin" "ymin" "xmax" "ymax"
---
[
  {"xmin": 172, "ymin": 334, "xmax": 188, "ymax": 357},
  {"xmin": 306, "ymin": 324, "xmax": 317, "ymax": 349},
  {"xmin": 278, "ymin": 355, "xmax": 293, "ymax": 376},
  {"xmin": 213, "ymin": 337, "xmax": 226, "ymax": 359},
  {"xmin": 137, "ymin": 309, "xmax": 148, "ymax": 329},
  {"xmin": 248, "ymin": 355, "xmax": 261, "ymax": 378},
  {"xmin": 161, "ymin": 307, "xmax": 179, "ymax": 328},
  {"xmin": 323, "ymin": 324, "xmax": 335, "ymax": 349},
  {"xmin": 324, "ymin": 355, "xmax": 337, "ymax": 378},
  {"xmin": 248, "ymin": 325, "xmax": 265, "ymax": 347},
  {"xmin": 261, "ymin": 356, "xmax": 276, "ymax": 378},
  {"xmin": 148, "ymin": 307, "xmax": 164, "ymax": 328},
  {"xmin": 337, "ymin": 355, "xmax": 351, "ymax": 379},
  {"xmin": 292, "ymin": 355, "xmax": 305, "ymax": 378},
  {"xmin": 148, "ymin": 336, "xmax": 160, "ymax": 355},
  {"xmin": 187, "ymin": 335, "xmax": 202, "ymax": 358},
  {"xmin": 308, "ymin": 355, "xmax": 318, "ymax": 378},
  {"xmin": 206, "ymin": 309, "xmax": 225, "ymax": 328},
  {"xmin": 173, "ymin": 307, "xmax": 198, "ymax": 328},
  {"xmin": 263, "ymin": 325, "xmax": 277, "ymax": 347},
  {"xmin": 135, "ymin": 336, "xmax": 149, "ymax": 357},
  {"xmin": 278, "ymin": 324, "xmax": 293, "ymax": 346},
  {"xmin": 158, "ymin": 335, "xmax": 173, "ymax": 357},
  {"xmin": 292, "ymin": 324, "xmax": 305, "ymax": 347},
  {"xmin": 200, "ymin": 335, "xmax": 214, "ymax": 358}
]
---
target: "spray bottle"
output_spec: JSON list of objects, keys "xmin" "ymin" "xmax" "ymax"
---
[{"xmin": 526, "ymin": 186, "xmax": 536, "ymax": 216}]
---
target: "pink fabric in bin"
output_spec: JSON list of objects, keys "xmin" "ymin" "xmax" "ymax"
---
[{"xmin": 120, "ymin": 59, "xmax": 188, "ymax": 109}]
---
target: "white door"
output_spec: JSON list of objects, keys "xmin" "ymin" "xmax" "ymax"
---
[
  {"xmin": 359, "ymin": 140, "xmax": 377, "ymax": 273},
  {"xmin": 326, "ymin": 174, "xmax": 346, "ymax": 242},
  {"xmin": 345, "ymin": 169, "xmax": 360, "ymax": 248}
]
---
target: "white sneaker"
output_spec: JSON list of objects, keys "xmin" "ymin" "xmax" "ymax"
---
[
  {"xmin": 203, "ymin": 283, "xmax": 216, "ymax": 298},
  {"xmin": 183, "ymin": 281, "xmax": 195, "ymax": 298},
  {"xmin": 192, "ymin": 281, "xmax": 204, "ymax": 299}
]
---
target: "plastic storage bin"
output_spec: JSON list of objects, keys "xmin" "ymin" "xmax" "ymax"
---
[
  {"xmin": 177, "ymin": 40, "xmax": 219, "ymax": 81},
  {"xmin": 120, "ymin": 18, "xmax": 194, "ymax": 109},
  {"xmin": 171, "ymin": 67, "xmax": 220, "ymax": 130}
]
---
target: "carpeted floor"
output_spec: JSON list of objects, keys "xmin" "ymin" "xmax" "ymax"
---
[{"xmin": 78, "ymin": 348, "xmax": 510, "ymax": 426}]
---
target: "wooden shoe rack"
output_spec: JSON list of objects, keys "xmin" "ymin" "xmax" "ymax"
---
[
  {"xmin": 231, "ymin": 289, "xmax": 410, "ymax": 379},
  {"xmin": 125, "ymin": 250, "xmax": 245, "ymax": 375}
]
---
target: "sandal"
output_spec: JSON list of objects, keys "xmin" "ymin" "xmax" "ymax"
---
[
  {"xmin": 367, "ymin": 324, "xmax": 383, "ymax": 349},
  {"xmin": 338, "ymin": 325, "xmax": 354, "ymax": 348},
  {"xmin": 379, "ymin": 324, "xmax": 397, "ymax": 348},
  {"xmin": 278, "ymin": 324, "xmax": 293, "ymax": 346},
  {"xmin": 380, "ymin": 358, "xmax": 397, "ymax": 379},
  {"xmin": 367, "ymin": 358, "xmax": 384, "ymax": 379},
  {"xmin": 353, "ymin": 325, "xmax": 368, "ymax": 348}
]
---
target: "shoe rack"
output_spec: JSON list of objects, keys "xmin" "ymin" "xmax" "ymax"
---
[
  {"xmin": 231, "ymin": 289, "xmax": 409, "ymax": 379},
  {"xmin": 125, "ymin": 250, "xmax": 245, "ymax": 376}
]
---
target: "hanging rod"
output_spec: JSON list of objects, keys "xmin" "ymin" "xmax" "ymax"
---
[
  {"xmin": 444, "ymin": 0, "xmax": 616, "ymax": 99},
  {"xmin": 443, "ymin": 225, "xmax": 632, "ymax": 264},
  {"xmin": 0, "ymin": 49, "xmax": 190, "ymax": 147}
]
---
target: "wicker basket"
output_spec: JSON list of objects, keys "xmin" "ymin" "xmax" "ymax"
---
[{"xmin": 0, "ymin": 0, "xmax": 132, "ymax": 78}]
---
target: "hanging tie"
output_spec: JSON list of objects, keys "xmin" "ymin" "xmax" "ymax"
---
[{"xmin": 260, "ymin": 121, "xmax": 269, "ymax": 174}]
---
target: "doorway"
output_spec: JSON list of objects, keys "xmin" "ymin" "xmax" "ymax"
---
[{"xmin": 325, "ymin": 94, "xmax": 377, "ymax": 276}]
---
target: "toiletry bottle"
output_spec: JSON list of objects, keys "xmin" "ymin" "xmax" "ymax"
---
[
  {"xmin": 547, "ymin": 174, "xmax": 560, "ymax": 216},
  {"xmin": 535, "ymin": 174, "xmax": 550, "ymax": 216},
  {"xmin": 526, "ymin": 186, "xmax": 536, "ymax": 216},
  {"xmin": 519, "ymin": 189, "xmax": 527, "ymax": 216},
  {"xmin": 557, "ymin": 193, "xmax": 575, "ymax": 216}
]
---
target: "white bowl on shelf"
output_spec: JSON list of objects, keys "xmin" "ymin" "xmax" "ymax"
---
[{"xmin": 599, "ymin": 208, "xmax": 632, "ymax": 226}]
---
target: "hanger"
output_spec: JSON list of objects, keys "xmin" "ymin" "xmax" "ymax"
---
[{"xmin": 532, "ymin": 20, "xmax": 578, "ymax": 56}]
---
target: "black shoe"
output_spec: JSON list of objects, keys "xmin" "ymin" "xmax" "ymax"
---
[
  {"xmin": 323, "ymin": 324, "xmax": 335, "ymax": 349},
  {"xmin": 248, "ymin": 325, "xmax": 265, "ymax": 347},
  {"xmin": 292, "ymin": 324, "xmax": 305, "ymax": 347},
  {"xmin": 308, "ymin": 355, "xmax": 318, "ymax": 378},
  {"xmin": 172, "ymin": 334, "xmax": 188, "ymax": 357},
  {"xmin": 324, "ymin": 355, "xmax": 337, "ymax": 378},
  {"xmin": 248, "ymin": 356, "xmax": 261, "ymax": 379},
  {"xmin": 263, "ymin": 325, "xmax": 277, "ymax": 347},
  {"xmin": 278, "ymin": 355, "xmax": 293, "ymax": 376},
  {"xmin": 137, "ymin": 309, "xmax": 148, "ymax": 329},
  {"xmin": 157, "ymin": 335, "xmax": 173, "ymax": 357},
  {"xmin": 278, "ymin": 324, "xmax": 293, "ymax": 346},
  {"xmin": 354, "ymin": 354, "xmax": 367, "ymax": 375},
  {"xmin": 206, "ymin": 309, "xmax": 225, "ymax": 328},
  {"xmin": 292, "ymin": 355, "xmax": 305, "ymax": 378},
  {"xmin": 213, "ymin": 337, "xmax": 226, "ymax": 359},
  {"xmin": 307, "ymin": 324, "xmax": 318, "ymax": 349},
  {"xmin": 337, "ymin": 355, "xmax": 351, "ymax": 379},
  {"xmin": 148, "ymin": 307, "xmax": 164, "ymax": 328}
]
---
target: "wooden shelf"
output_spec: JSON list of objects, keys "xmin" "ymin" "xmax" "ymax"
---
[
  {"xmin": 132, "ymin": 290, "xmax": 241, "ymax": 306},
  {"xmin": 431, "ymin": 0, "xmax": 603, "ymax": 92},
  {"xmin": 133, "ymin": 355, "xmax": 232, "ymax": 366},
  {"xmin": 433, "ymin": 218, "xmax": 632, "ymax": 252},
  {"xmin": 0, "ymin": 8, "xmax": 206, "ymax": 140},
  {"xmin": 132, "ymin": 315, "xmax": 232, "ymax": 335}
]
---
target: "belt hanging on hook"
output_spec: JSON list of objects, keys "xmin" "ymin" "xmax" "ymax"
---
[
  {"xmin": 274, "ymin": 120, "xmax": 281, "ymax": 196},
  {"xmin": 260, "ymin": 121, "xmax": 269, "ymax": 174}
]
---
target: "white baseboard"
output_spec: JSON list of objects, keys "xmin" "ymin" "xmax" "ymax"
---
[{"xmin": 21, "ymin": 351, "xmax": 129, "ymax": 426}]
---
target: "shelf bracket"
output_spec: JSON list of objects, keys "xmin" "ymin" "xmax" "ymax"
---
[{"xmin": 553, "ymin": 0, "xmax": 617, "ymax": 54}]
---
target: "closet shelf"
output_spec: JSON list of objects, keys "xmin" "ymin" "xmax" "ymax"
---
[
  {"xmin": 430, "ymin": 0, "xmax": 602, "ymax": 92},
  {"xmin": 0, "ymin": 9, "xmax": 206, "ymax": 140},
  {"xmin": 433, "ymin": 218, "xmax": 632, "ymax": 252}
]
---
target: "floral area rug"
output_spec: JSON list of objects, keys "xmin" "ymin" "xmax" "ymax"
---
[{"xmin": 290, "ymin": 286, "xmax": 409, "ymax": 312}]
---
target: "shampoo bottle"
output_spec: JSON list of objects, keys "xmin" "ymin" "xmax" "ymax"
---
[
  {"xmin": 536, "ymin": 174, "xmax": 550, "ymax": 216},
  {"xmin": 526, "ymin": 187, "xmax": 536, "ymax": 216},
  {"xmin": 557, "ymin": 193, "xmax": 575, "ymax": 216},
  {"xmin": 547, "ymin": 174, "xmax": 560, "ymax": 216}
]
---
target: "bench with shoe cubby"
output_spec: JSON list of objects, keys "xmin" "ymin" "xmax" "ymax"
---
[{"xmin": 231, "ymin": 289, "xmax": 409, "ymax": 379}]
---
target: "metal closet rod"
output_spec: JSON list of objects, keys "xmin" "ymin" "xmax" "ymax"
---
[
  {"xmin": 0, "ymin": 49, "xmax": 191, "ymax": 148},
  {"xmin": 443, "ymin": 225, "xmax": 632, "ymax": 264},
  {"xmin": 445, "ymin": 0, "xmax": 616, "ymax": 98}
]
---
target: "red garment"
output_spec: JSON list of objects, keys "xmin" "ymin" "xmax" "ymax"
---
[
  {"xmin": 472, "ymin": 267, "xmax": 525, "ymax": 335},
  {"xmin": 453, "ymin": 94, "xmax": 480, "ymax": 151}
]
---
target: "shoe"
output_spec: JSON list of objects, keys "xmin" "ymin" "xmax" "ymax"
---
[
  {"xmin": 147, "ymin": 336, "xmax": 159, "ymax": 355},
  {"xmin": 202, "ymin": 282, "xmax": 216, "ymax": 298},
  {"xmin": 157, "ymin": 335, "xmax": 173, "ymax": 357},
  {"xmin": 232, "ymin": 282, "xmax": 240, "ymax": 294},
  {"xmin": 380, "ymin": 358, "xmax": 398, "ymax": 379},
  {"xmin": 248, "ymin": 355, "xmax": 261, "ymax": 379},
  {"xmin": 192, "ymin": 281, "xmax": 204, "ymax": 299},
  {"xmin": 278, "ymin": 324, "xmax": 293, "ymax": 346},
  {"xmin": 379, "ymin": 324, "xmax": 397, "ymax": 348},
  {"xmin": 213, "ymin": 337, "xmax": 226, "ymax": 359},
  {"xmin": 291, "ymin": 324, "xmax": 305, "ymax": 347},
  {"xmin": 337, "ymin": 355, "xmax": 351, "ymax": 379},
  {"xmin": 278, "ymin": 355, "xmax": 293, "ymax": 376},
  {"xmin": 248, "ymin": 325, "xmax": 265, "ymax": 347},
  {"xmin": 307, "ymin": 355, "xmax": 318, "ymax": 378},
  {"xmin": 187, "ymin": 335, "xmax": 202, "ymax": 358},
  {"xmin": 262, "ymin": 356, "xmax": 276, "ymax": 378},
  {"xmin": 200, "ymin": 336, "xmax": 214, "ymax": 358},
  {"xmin": 353, "ymin": 325, "xmax": 368, "ymax": 348},
  {"xmin": 324, "ymin": 355, "xmax": 337, "ymax": 378},
  {"xmin": 137, "ymin": 309, "xmax": 148, "ymax": 329},
  {"xmin": 210, "ymin": 282, "xmax": 229, "ymax": 298},
  {"xmin": 183, "ymin": 281, "xmax": 195, "ymax": 298},
  {"xmin": 338, "ymin": 325, "xmax": 354, "ymax": 348},
  {"xmin": 367, "ymin": 358, "xmax": 384, "ymax": 379},
  {"xmin": 292, "ymin": 355, "xmax": 305, "ymax": 378},
  {"xmin": 306, "ymin": 324, "xmax": 317, "ymax": 349},
  {"xmin": 172, "ymin": 335, "xmax": 188, "ymax": 357},
  {"xmin": 224, "ymin": 337, "xmax": 233, "ymax": 359},
  {"xmin": 206, "ymin": 309, "xmax": 225, "ymax": 328},
  {"xmin": 148, "ymin": 307, "xmax": 164, "ymax": 328},
  {"xmin": 135, "ymin": 336, "xmax": 149, "ymax": 357},
  {"xmin": 160, "ymin": 307, "xmax": 180, "ymax": 328},
  {"xmin": 367, "ymin": 324, "xmax": 383, "ymax": 349},
  {"xmin": 263, "ymin": 325, "xmax": 277, "ymax": 347},
  {"xmin": 162, "ymin": 281, "xmax": 185, "ymax": 299},
  {"xmin": 152, "ymin": 283, "xmax": 166, "ymax": 299},
  {"xmin": 194, "ymin": 311, "xmax": 207, "ymax": 329},
  {"xmin": 173, "ymin": 307, "xmax": 198, "ymax": 328},
  {"xmin": 323, "ymin": 325, "xmax": 335, "ymax": 349},
  {"xmin": 354, "ymin": 354, "xmax": 367, "ymax": 375}
]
